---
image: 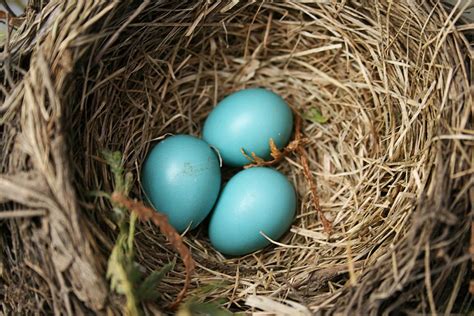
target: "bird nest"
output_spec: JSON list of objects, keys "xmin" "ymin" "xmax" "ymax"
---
[{"xmin": 0, "ymin": 1, "xmax": 472, "ymax": 314}]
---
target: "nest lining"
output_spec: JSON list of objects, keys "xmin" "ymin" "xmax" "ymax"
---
[{"xmin": 72, "ymin": 1, "xmax": 460, "ymax": 310}]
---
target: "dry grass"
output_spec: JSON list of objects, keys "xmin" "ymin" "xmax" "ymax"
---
[{"xmin": 0, "ymin": 1, "xmax": 472, "ymax": 315}]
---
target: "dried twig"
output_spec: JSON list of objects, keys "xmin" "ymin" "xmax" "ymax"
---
[
  {"xmin": 0, "ymin": 11, "xmax": 25, "ymax": 27},
  {"xmin": 294, "ymin": 115, "xmax": 332, "ymax": 234},
  {"xmin": 297, "ymin": 146, "xmax": 332, "ymax": 234},
  {"xmin": 244, "ymin": 115, "xmax": 332, "ymax": 234},
  {"xmin": 111, "ymin": 193, "xmax": 195, "ymax": 309},
  {"xmin": 243, "ymin": 116, "xmax": 309, "ymax": 169},
  {"xmin": 0, "ymin": 0, "xmax": 17, "ymax": 17}
]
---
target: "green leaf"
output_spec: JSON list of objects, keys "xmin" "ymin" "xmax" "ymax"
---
[
  {"xmin": 214, "ymin": 298, "xmax": 229, "ymax": 305},
  {"xmin": 177, "ymin": 301, "xmax": 233, "ymax": 316},
  {"xmin": 87, "ymin": 190, "xmax": 111, "ymax": 199},
  {"xmin": 127, "ymin": 212, "xmax": 137, "ymax": 253},
  {"xmin": 107, "ymin": 235, "xmax": 133, "ymax": 293},
  {"xmin": 102, "ymin": 150, "xmax": 126, "ymax": 192},
  {"xmin": 194, "ymin": 281, "xmax": 231, "ymax": 296},
  {"xmin": 303, "ymin": 108, "xmax": 328, "ymax": 124},
  {"xmin": 124, "ymin": 171, "xmax": 134, "ymax": 195},
  {"xmin": 106, "ymin": 216, "xmax": 141, "ymax": 315},
  {"xmin": 136, "ymin": 261, "xmax": 175, "ymax": 301}
]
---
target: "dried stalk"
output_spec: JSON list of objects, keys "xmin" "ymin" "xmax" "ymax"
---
[
  {"xmin": 111, "ymin": 193, "xmax": 195, "ymax": 309},
  {"xmin": 244, "ymin": 115, "xmax": 332, "ymax": 234}
]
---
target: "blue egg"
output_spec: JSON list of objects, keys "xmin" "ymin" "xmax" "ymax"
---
[
  {"xmin": 203, "ymin": 88, "xmax": 293, "ymax": 167},
  {"xmin": 208, "ymin": 167, "xmax": 296, "ymax": 256},
  {"xmin": 141, "ymin": 135, "xmax": 221, "ymax": 233}
]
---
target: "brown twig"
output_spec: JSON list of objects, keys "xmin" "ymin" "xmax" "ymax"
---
[
  {"xmin": 293, "ymin": 116, "xmax": 332, "ymax": 234},
  {"xmin": 297, "ymin": 146, "xmax": 332, "ymax": 234},
  {"xmin": 0, "ymin": 11, "xmax": 24, "ymax": 28},
  {"xmin": 0, "ymin": 1, "xmax": 17, "ymax": 17},
  {"xmin": 111, "ymin": 192, "xmax": 195, "ymax": 309},
  {"xmin": 243, "ymin": 116, "xmax": 309, "ymax": 169},
  {"xmin": 244, "ymin": 115, "xmax": 332, "ymax": 234}
]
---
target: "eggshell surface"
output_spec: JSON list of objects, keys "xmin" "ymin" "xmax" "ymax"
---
[
  {"xmin": 208, "ymin": 167, "xmax": 296, "ymax": 256},
  {"xmin": 141, "ymin": 135, "xmax": 221, "ymax": 233},
  {"xmin": 203, "ymin": 88, "xmax": 293, "ymax": 167}
]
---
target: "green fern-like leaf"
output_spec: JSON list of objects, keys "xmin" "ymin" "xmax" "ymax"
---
[
  {"xmin": 136, "ymin": 261, "xmax": 175, "ymax": 301},
  {"xmin": 102, "ymin": 150, "xmax": 126, "ymax": 192}
]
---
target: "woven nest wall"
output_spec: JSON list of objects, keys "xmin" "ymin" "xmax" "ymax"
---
[{"xmin": 0, "ymin": 1, "xmax": 472, "ymax": 315}]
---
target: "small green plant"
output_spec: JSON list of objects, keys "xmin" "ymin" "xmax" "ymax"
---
[
  {"xmin": 101, "ymin": 150, "xmax": 173, "ymax": 315},
  {"xmin": 303, "ymin": 108, "xmax": 328, "ymax": 124},
  {"xmin": 100, "ymin": 150, "xmax": 233, "ymax": 315}
]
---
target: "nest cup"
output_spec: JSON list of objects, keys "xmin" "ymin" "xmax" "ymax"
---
[{"xmin": 1, "ymin": 1, "xmax": 472, "ymax": 314}]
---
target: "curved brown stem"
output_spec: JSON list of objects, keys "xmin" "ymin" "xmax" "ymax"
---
[
  {"xmin": 243, "ymin": 114, "xmax": 332, "ymax": 234},
  {"xmin": 111, "ymin": 193, "xmax": 195, "ymax": 309}
]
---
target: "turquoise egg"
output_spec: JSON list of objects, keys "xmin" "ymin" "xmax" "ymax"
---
[
  {"xmin": 141, "ymin": 135, "xmax": 221, "ymax": 233},
  {"xmin": 208, "ymin": 167, "xmax": 296, "ymax": 256},
  {"xmin": 203, "ymin": 88, "xmax": 293, "ymax": 167}
]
